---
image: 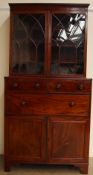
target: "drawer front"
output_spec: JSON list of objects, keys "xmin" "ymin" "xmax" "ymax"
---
[
  {"xmin": 47, "ymin": 79, "xmax": 91, "ymax": 94},
  {"xmin": 5, "ymin": 94, "xmax": 90, "ymax": 116},
  {"xmin": 5, "ymin": 78, "xmax": 91, "ymax": 94},
  {"xmin": 5, "ymin": 78, "xmax": 46, "ymax": 93}
]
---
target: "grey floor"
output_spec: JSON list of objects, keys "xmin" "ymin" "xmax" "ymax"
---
[{"xmin": 0, "ymin": 156, "xmax": 93, "ymax": 175}]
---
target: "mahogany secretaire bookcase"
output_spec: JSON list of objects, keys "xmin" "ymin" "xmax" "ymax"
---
[{"xmin": 4, "ymin": 3, "xmax": 92, "ymax": 174}]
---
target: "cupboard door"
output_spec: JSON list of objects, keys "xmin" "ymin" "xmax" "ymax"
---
[
  {"xmin": 50, "ymin": 13, "xmax": 86, "ymax": 76},
  {"xmin": 5, "ymin": 116, "xmax": 46, "ymax": 162},
  {"xmin": 11, "ymin": 13, "xmax": 46, "ymax": 75},
  {"xmin": 48, "ymin": 116, "xmax": 89, "ymax": 163}
]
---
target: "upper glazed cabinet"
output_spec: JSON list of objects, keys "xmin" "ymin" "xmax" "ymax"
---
[{"xmin": 9, "ymin": 4, "xmax": 89, "ymax": 77}]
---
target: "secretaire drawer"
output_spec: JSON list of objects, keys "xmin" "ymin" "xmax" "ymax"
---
[
  {"xmin": 47, "ymin": 79, "xmax": 91, "ymax": 94},
  {"xmin": 5, "ymin": 94, "xmax": 90, "ymax": 116},
  {"xmin": 5, "ymin": 78, "xmax": 46, "ymax": 93}
]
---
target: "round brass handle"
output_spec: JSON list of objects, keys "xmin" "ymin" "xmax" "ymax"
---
[
  {"xmin": 69, "ymin": 101, "xmax": 76, "ymax": 107},
  {"xmin": 56, "ymin": 83, "xmax": 61, "ymax": 90},
  {"xmin": 13, "ymin": 82, "xmax": 18, "ymax": 88},
  {"xmin": 78, "ymin": 83, "xmax": 84, "ymax": 90},
  {"xmin": 35, "ymin": 82, "xmax": 40, "ymax": 88},
  {"xmin": 21, "ymin": 101, "xmax": 27, "ymax": 106}
]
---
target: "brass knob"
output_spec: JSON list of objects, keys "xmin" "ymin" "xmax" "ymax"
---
[
  {"xmin": 13, "ymin": 82, "xmax": 18, "ymax": 88},
  {"xmin": 69, "ymin": 101, "xmax": 75, "ymax": 107},
  {"xmin": 78, "ymin": 83, "xmax": 84, "ymax": 90},
  {"xmin": 56, "ymin": 83, "xmax": 61, "ymax": 90},
  {"xmin": 35, "ymin": 82, "xmax": 40, "ymax": 88},
  {"xmin": 21, "ymin": 100, "xmax": 27, "ymax": 106}
]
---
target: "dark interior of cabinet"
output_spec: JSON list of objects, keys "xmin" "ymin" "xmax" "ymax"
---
[
  {"xmin": 51, "ymin": 14, "xmax": 85, "ymax": 75},
  {"xmin": 11, "ymin": 12, "xmax": 86, "ymax": 76},
  {"xmin": 12, "ymin": 14, "xmax": 45, "ymax": 74}
]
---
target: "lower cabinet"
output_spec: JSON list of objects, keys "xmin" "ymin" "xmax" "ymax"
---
[
  {"xmin": 5, "ymin": 115, "xmax": 90, "ymax": 174},
  {"xmin": 4, "ymin": 78, "xmax": 91, "ymax": 174}
]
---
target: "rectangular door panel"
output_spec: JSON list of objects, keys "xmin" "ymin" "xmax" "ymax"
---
[
  {"xmin": 5, "ymin": 116, "xmax": 46, "ymax": 162},
  {"xmin": 48, "ymin": 116, "xmax": 89, "ymax": 163}
]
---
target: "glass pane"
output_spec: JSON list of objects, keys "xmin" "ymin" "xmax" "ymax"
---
[
  {"xmin": 12, "ymin": 14, "xmax": 45, "ymax": 74},
  {"xmin": 51, "ymin": 14, "xmax": 85, "ymax": 75}
]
